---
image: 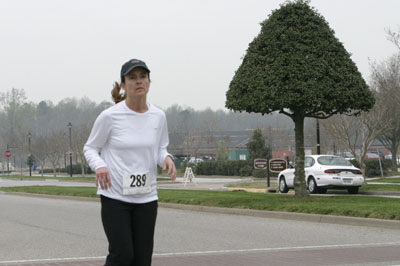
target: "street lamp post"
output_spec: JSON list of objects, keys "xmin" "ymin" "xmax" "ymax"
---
[
  {"xmin": 68, "ymin": 122, "xmax": 73, "ymax": 177},
  {"xmin": 316, "ymin": 119, "xmax": 321, "ymax": 155},
  {"xmin": 28, "ymin": 132, "xmax": 32, "ymax": 177}
]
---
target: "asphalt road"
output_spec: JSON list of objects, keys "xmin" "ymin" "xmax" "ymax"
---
[{"xmin": 1, "ymin": 193, "xmax": 400, "ymax": 265}]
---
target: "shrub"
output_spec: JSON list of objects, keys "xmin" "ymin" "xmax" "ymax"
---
[
  {"xmin": 195, "ymin": 160, "xmax": 251, "ymax": 176},
  {"xmin": 349, "ymin": 159, "xmax": 360, "ymax": 168},
  {"xmin": 252, "ymin": 169, "xmax": 267, "ymax": 178},
  {"xmin": 364, "ymin": 159, "xmax": 392, "ymax": 177},
  {"xmin": 239, "ymin": 165, "xmax": 253, "ymax": 176},
  {"xmin": 64, "ymin": 164, "xmax": 93, "ymax": 175}
]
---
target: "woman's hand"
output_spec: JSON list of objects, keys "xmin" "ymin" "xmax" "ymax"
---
[
  {"xmin": 96, "ymin": 167, "xmax": 112, "ymax": 189},
  {"xmin": 163, "ymin": 156, "xmax": 176, "ymax": 181}
]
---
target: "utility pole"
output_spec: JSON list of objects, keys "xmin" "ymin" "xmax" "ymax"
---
[
  {"xmin": 6, "ymin": 144, "xmax": 9, "ymax": 176},
  {"xmin": 68, "ymin": 122, "xmax": 73, "ymax": 177},
  {"xmin": 28, "ymin": 132, "xmax": 32, "ymax": 176},
  {"xmin": 316, "ymin": 119, "xmax": 321, "ymax": 155}
]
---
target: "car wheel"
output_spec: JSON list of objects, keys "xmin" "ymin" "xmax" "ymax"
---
[
  {"xmin": 308, "ymin": 177, "xmax": 319, "ymax": 194},
  {"xmin": 348, "ymin": 187, "xmax": 359, "ymax": 194},
  {"xmin": 279, "ymin": 176, "xmax": 289, "ymax": 193}
]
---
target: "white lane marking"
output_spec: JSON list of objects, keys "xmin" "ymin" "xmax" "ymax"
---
[
  {"xmin": 1, "ymin": 242, "xmax": 400, "ymax": 263},
  {"xmin": 0, "ymin": 256, "xmax": 105, "ymax": 264},
  {"xmin": 153, "ymin": 241, "xmax": 400, "ymax": 257}
]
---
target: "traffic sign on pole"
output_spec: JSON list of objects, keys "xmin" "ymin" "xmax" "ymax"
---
[{"xmin": 5, "ymin": 150, "xmax": 12, "ymax": 158}]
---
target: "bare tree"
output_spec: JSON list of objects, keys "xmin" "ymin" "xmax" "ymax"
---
[
  {"xmin": 73, "ymin": 124, "xmax": 91, "ymax": 175},
  {"xmin": 386, "ymin": 26, "xmax": 400, "ymax": 51},
  {"xmin": 322, "ymin": 92, "xmax": 389, "ymax": 172},
  {"xmin": 32, "ymin": 135, "xmax": 49, "ymax": 176},
  {"xmin": 46, "ymin": 130, "xmax": 66, "ymax": 177},
  {"xmin": 372, "ymin": 54, "xmax": 400, "ymax": 169}
]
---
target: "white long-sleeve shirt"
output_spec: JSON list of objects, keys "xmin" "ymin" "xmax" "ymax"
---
[{"xmin": 84, "ymin": 100, "xmax": 171, "ymax": 203}]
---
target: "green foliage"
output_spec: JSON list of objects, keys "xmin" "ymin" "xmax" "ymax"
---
[
  {"xmin": 195, "ymin": 160, "xmax": 251, "ymax": 176},
  {"xmin": 349, "ymin": 159, "xmax": 360, "ymax": 168},
  {"xmin": 364, "ymin": 159, "xmax": 393, "ymax": 177},
  {"xmin": 226, "ymin": 0, "xmax": 374, "ymax": 116},
  {"xmin": 40, "ymin": 164, "xmax": 93, "ymax": 175},
  {"xmin": 247, "ymin": 129, "xmax": 271, "ymax": 161},
  {"xmin": 225, "ymin": 0, "xmax": 375, "ymax": 196},
  {"xmin": 239, "ymin": 165, "xmax": 253, "ymax": 176},
  {"xmin": 26, "ymin": 155, "xmax": 35, "ymax": 167},
  {"xmin": 252, "ymin": 169, "xmax": 267, "ymax": 178},
  {"xmin": 350, "ymin": 158, "xmax": 393, "ymax": 177},
  {"xmin": 216, "ymin": 140, "xmax": 228, "ymax": 160}
]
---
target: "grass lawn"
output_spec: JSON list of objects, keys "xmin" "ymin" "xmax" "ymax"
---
[
  {"xmin": 0, "ymin": 175, "xmax": 170, "ymax": 182},
  {"xmin": 1, "ymin": 186, "xmax": 400, "ymax": 220},
  {"xmin": 1, "ymin": 174, "xmax": 96, "ymax": 182},
  {"xmin": 367, "ymin": 178, "xmax": 400, "ymax": 183},
  {"xmin": 227, "ymin": 181, "xmax": 278, "ymax": 189},
  {"xmin": 228, "ymin": 181, "xmax": 400, "ymax": 192}
]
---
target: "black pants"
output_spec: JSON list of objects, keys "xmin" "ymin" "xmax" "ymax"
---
[{"xmin": 101, "ymin": 195, "xmax": 158, "ymax": 266}]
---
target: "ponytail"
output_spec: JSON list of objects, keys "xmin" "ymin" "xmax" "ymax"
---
[{"xmin": 111, "ymin": 82, "xmax": 126, "ymax": 104}]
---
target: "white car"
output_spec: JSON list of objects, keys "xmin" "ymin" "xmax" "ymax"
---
[{"xmin": 278, "ymin": 155, "xmax": 364, "ymax": 194}]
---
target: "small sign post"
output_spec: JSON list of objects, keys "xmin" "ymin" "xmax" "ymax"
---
[
  {"xmin": 254, "ymin": 158, "xmax": 271, "ymax": 188},
  {"xmin": 254, "ymin": 159, "xmax": 267, "ymax": 169},
  {"xmin": 5, "ymin": 150, "xmax": 12, "ymax": 176},
  {"xmin": 269, "ymin": 159, "xmax": 288, "ymax": 173}
]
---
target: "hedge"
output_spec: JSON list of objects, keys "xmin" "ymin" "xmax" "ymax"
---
[
  {"xmin": 40, "ymin": 164, "xmax": 93, "ymax": 175},
  {"xmin": 350, "ymin": 158, "xmax": 392, "ymax": 177},
  {"xmin": 364, "ymin": 159, "xmax": 392, "ymax": 177},
  {"xmin": 195, "ymin": 160, "xmax": 279, "ymax": 177},
  {"xmin": 195, "ymin": 160, "xmax": 251, "ymax": 176}
]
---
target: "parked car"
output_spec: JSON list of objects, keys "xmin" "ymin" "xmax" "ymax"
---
[
  {"xmin": 278, "ymin": 155, "xmax": 364, "ymax": 194},
  {"xmin": 188, "ymin": 157, "xmax": 204, "ymax": 164},
  {"xmin": 342, "ymin": 152, "xmax": 355, "ymax": 161},
  {"xmin": 365, "ymin": 153, "xmax": 380, "ymax": 159},
  {"xmin": 384, "ymin": 154, "xmax": 400, "ymax": 164}
]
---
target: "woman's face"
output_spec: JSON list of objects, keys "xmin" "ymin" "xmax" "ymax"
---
[{"xmin": 121, "ymin": 67, "xmax": 150, "ymax": 98}]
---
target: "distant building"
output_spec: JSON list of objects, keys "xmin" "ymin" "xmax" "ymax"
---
[{"xmin": 228, "ymin": 150, "xmax": 249, "ymax": 160}]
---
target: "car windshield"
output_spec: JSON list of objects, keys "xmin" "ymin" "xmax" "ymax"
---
[{"xmin": 317, "ymin": 156, "xmax": 352, "ymax": 166}]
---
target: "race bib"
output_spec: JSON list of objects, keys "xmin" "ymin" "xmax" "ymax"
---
[{"xmin": 122, "ymin": 172, "xmax": 152, "ymax": 195}]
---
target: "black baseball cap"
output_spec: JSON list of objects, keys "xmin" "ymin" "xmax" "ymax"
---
[{"xmin": 120, "ymin": 59, "xmax": 150, "ymax": 79}]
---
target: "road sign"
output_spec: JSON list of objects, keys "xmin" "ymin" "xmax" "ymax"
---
[
  {"xmin": 5, "ymin": 150, "xmax": 12, "ymax": 158},
  {"xmin": 269, "ymin": 159, "xmax": 287, "ymax": 173},
  {"xmin": 254, "ymin": 159, "xmax": 268, "ymax": 169}
]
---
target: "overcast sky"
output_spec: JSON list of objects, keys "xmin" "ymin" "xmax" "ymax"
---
[{"xmin": 1, "ymin": 0, "xmax": 399, "ymax": 111}]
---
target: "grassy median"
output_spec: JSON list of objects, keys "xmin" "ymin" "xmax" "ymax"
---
[
  {"xmin": 1, "ymin": 174, "xmax": 96, "ymax": 182},
  {"xmin": 227, "ymin": 179, "xmax": 400, "ymax": 192},
  {"xmin": 1, "ymin": 185, "xmax": 400, "ymax": 220},
  {"xmin": 0, "ymin": 175, "xmax": 170, "ymax": 182}
]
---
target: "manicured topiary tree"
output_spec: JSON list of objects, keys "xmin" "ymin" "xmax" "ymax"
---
[{"xmin": 226, "ymin": 0, "xmax": 374, "ymax": 197}]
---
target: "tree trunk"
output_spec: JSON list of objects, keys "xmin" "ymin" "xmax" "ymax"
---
[
  {"xmin": 359, "ymin": 157, "xmax": 366, "ymax": 178},
  {"xmin": 20, "ymin": 159, "xmax": 23, "ymax": 176},
  {"xmin": 81, "ymin": 160, "xmax": 85, "ymax": 176},
  {"xmin": 292, "ymin": 113, "xmax": 309, "ymax": 197},
  {"xmin": 390, "ymin": 143, "xmax": 399, "ymax": 172}
]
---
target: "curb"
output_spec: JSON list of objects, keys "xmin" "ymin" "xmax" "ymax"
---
[
  {"xmin": 159, "ymin": 202, "xmax": 400, "ymax": 230},
  {"xmin": 2, "ymin": 191, "xmax": 400, "ymax": 230},
  {"xmin": 0, "ymin": 191, "xmax": 100, "ymax": 202}
]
